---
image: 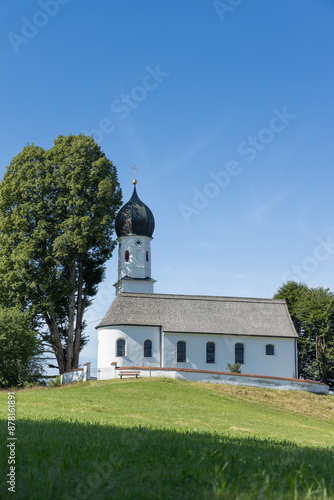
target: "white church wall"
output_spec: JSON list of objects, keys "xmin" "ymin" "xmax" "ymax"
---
[
  {"xmin": 116, "ymin": 279, "xmax": 154, "ymax": 294},
  {"xmin": 163, "ymin": 333, "xmax": 296, "ymax": 379},
  {"xmin": 98, "ymin": 325, "xmax": 161, "ymax": 380},
  {"xmin": 118, "ymin": 235, "xmax": 152, "ymax": 280}
]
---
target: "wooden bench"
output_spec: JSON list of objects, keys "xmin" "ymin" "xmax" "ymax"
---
[{"xmin": 118, "ymin": 371, "xmax": 140, "ymax": 379}]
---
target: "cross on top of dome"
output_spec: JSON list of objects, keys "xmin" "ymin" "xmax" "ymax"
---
[{"xmin": 132, "ymin": 166, "xmax": 137, "ymax": 185}]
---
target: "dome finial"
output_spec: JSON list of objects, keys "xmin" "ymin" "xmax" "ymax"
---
[
  {"xmin": 132, "ymin": 165, "xmax": 137, "ymax": 185},
  {"xmin": 115, "ymin": 173, "xmax": 155, "ymax": 238}
]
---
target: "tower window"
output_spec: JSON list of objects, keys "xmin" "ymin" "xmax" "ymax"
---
[
  {"xmin": 235, "ymin": 343, "xmax": 244, "ymax": 364},
  {"xmin": 144, "ymin": 339, "xmax": 152, "ymax": 357},
  {"xmin": 206, "ymin": 342, "xmax": 215, "ymax": 363},
  {"xmin": 125, "ymin": 250, "xmax": 129, "ymax": 262},
  {"xmin": 116, "ymin": 338, "xmax": 125, "ymax": 357},
  {"xmin": 146, "ymin": 251, "xmax": 149, "ymax": 262},
  {"xmin": 266, "ymin": 344, "xmax": 275, "ymax": 356},
  {"xmin": 177, "ymin": 341, "xmax": 186, "ymax": 363}
]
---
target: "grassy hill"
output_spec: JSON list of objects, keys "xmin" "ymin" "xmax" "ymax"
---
[{"xmin": 1, "ymin": 378, "xmax": 333, "ymax": 499}]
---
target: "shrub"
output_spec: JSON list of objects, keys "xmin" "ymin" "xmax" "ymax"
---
[
  {"xmin": 48, "ymin": 376, "xmax": 61, "ymax": 387},
  {"xmin": 227, "ymin": 362, "xmax": 241, "ymax": 373},
  {"xmin": 0, "ymin": 307, "xmax": 44, "ymax": 388}
]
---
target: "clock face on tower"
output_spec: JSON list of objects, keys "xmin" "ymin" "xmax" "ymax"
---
[{"xmin": 135, "ymin": 239, "xmax": 142, "ymax": 246}]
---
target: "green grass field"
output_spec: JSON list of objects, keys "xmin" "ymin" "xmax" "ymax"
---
[{"xmin": 1, "ymin": 378, "xmax": 334, "ymax": 499}]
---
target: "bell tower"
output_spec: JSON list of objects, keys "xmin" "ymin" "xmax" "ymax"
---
[{"xmin": 114, "ymin": 168, "xmax": 156, "ymax": 294}]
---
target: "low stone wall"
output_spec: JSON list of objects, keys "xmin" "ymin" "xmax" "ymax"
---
[
  {"xmin": 111, "ymin": 365, "xmax": 329, "ymax": 394},
  {"xmin": 60, "ymin": 362, "xmax": 91, "ymax": 385}
]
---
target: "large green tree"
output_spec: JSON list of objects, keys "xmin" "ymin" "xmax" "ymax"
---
[
  {"xmin": 274, "ymin": 281, "xmax": 308, "ymax": 334},
  {"xmin": 274, "ymin": 281, "xmax": 334, "ymax": 386},
  {"xmin": 0, "ymin": 307, "xmax": 43, "ymax": 388},
  {"xmin": 295, "ymin": 287, "xmax": 334, "ymax": 386},
  {"xmin": 0, "ymin": 134, "xmax": 122, "ymax": 373},
  {"xmin": 274, "ymin": 281, "xmax": 309, "ymax": 376}
]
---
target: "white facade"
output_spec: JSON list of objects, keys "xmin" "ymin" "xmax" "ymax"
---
[
  {"xmin": 114, "ymin": 235, "xmax": 155, "ymax": 294},
  {"xmin": 163, "ymin": 332, "xmax": 296, "ymax": 378},
  {"xmin": 98, "ymin": 325, "xmax": 161, "ymax": 380},
  {"xmin": 97, "ymin": 326, "xmax": 297, "ymax": 380}
]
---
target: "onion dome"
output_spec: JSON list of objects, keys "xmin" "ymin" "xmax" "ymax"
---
[{"xmin": 115, "ymin": 183, "xmax": 155, "ymax": 238}]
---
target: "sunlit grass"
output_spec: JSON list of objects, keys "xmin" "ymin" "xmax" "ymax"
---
[{"xmin": 0, "ymin": 378, "xmax": 333, "ymax": 499}]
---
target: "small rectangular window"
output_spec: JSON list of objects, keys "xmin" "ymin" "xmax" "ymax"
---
[
  {"xmin": 116, "ymin": 339, "xmax": 125, "ymax": 357},
  {"xmin": 206, "ymin": 342, "xmax": 215, "ymax": 363},
  {"xmin": 235, "ymin": 343, "xmax": 244, "ymax": 364},
  {"xmin": 266, "ymin": 344, "xmax": 275, "ymax": 356},
  {"xmin": 177, "ymin": 341, "xmax": 186, "ymax": 363},
  {"xmin": 144, "ymin": 339, "xmax": 152, "ymax": 357}
]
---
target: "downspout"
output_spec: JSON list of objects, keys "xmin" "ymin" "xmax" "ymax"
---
[
  {"xmin": 160, "ymin": 326, "xmax": 163, "ymax": 367},
  {"xmin": 294, "ymin": 338, "xmax": 298, "ymax": 379}
]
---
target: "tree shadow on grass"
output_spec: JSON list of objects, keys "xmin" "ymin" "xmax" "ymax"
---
[{"xmin": 0, "ymin": 419, "xmax": 333, "ymax": 500}]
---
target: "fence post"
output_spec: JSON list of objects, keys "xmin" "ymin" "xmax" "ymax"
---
[
  {"xmin": 111, "ymin": 362, "xmax": 117, "ymax": 379},
  {"xmin": 83, "ymin": 362, "xmax": 91, "ymax": 381}
]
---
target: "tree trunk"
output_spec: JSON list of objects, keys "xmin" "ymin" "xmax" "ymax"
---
[
  {"xmin": 320, "ymin": 337, "xmax": 328, "ymax": 384},
  {"xmin": 73, "ymin": 261, "xmax": 86, "ymax": 369},
  {"xmin": 45, "ymin": 310, "xmax": 66, "ymax": 374},
  {"xmin": 66, "ymin": 259, "xmax": 76, "ymax": 371}
]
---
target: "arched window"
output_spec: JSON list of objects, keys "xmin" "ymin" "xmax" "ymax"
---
[
  {"xmin": 177, "ymin": 341, "xmax": 186, "ymax": 362},
  {"xmin": 146, "ymin": 251, "xmax": 149, "ymax": 262},
  {"xmin": 235, "ymin": 343, "xmax": 244, "ymax": 364},
  {"xmin": 125, "ymin": 250, "xmax": 129, "ymax": 262},
  {"xmin": 144, "ymin": 339, "xmax": 152, "ymax": 357},
  {"xmin": 266, "ymin": 344, "xmax": 275, "ymax": 356},
  {"xmin": 116, "ymin": 338, "xmax": 125, "ymax": 357},
  {"xmin": 206, "ymin": 342, "xmax": 215, "ymax": 363}
]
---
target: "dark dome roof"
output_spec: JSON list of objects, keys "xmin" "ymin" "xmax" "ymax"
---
[{"xmin": 115, "ymin": 185, "xmax": 155, "ymax": 237}]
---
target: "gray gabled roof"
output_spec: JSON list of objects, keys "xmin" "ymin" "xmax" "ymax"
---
[{"xmin": 97, "ymin": 293, "xmax": 298, "ymax": 338}]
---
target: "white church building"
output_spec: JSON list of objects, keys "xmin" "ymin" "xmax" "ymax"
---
[{"xmin": 95, "ymin": 175, "xmax": 310, "ymax": 390}]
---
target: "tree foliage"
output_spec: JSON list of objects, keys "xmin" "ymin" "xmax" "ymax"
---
[
  {"xmin": 274, "ymin": 281, "xmax": 334, "ymax": 386},
  {"xmin": 274, "ymin": 281, "xmax": 309, "ymax": 376},
  {"xmin": 0, "ymin": 307, "xmax": 43, "ymax": 388},
  {"xmin": 295, "ymin": 287, "xmax": 334, "ymax": 385},
  {"xmin": 274, "ymin": 281, "xmax": 308, "ymax": 335},
  {"xmin": 0, "ymin": 134, "xmax": 122, "ymax": 373}
]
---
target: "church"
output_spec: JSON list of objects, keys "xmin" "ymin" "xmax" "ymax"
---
[{"xmin": 96, "ymin": 174, "xmax": 301, "ymax": 385}]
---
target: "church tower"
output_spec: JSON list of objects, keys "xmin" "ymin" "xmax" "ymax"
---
[{"xmin": 114, "ymin": 170, "xmax": 156, "ymax": 294}]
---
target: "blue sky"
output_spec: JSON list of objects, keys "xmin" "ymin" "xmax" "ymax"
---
[{"xmin": 1, "ymin": 0, "xmax": 334, "ymax": 372}]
